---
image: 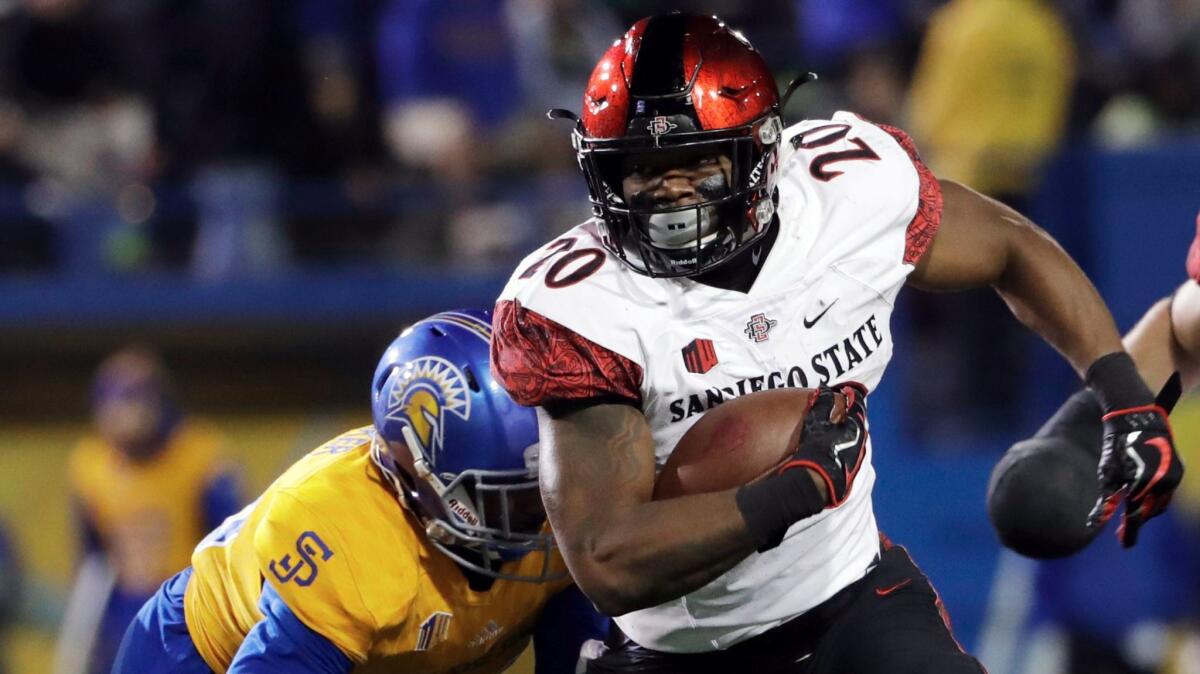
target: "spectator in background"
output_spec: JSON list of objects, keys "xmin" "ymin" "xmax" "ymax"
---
[
  {"xmin": 57, "ymin": 347, "xmax": 242, "ymax": 674},
  {"xmin": 901, "ymin": 0, "xmax": 1075, "ymax": 438},
  {"xmin": 791, "ymin": 0, "xmax": 914, "ymax": 125},
  {"xmin": 907, "ymin": 0, "xmax": 1074, "ymax": 209},
  {"xmin": 142, "ymin": 0, "xmax": 328, "ymax": 279},
  {"xmin": 377, "ymin": 0, "xmax": 523, "ymax": 263},
  {"xmin": 0, "ymin": 520, "xmax": 20, "ymax": 674},
  {"xmin": 1088, "ymin": 0, "xmax": 1200, "ymax": 145},
  {"xmin": 0, "ymin": 0, "xmax": 154, "ymax": 275},
  {"xmin": 0, "ymin": 98, "xmax": 55, "ymax": 272}
]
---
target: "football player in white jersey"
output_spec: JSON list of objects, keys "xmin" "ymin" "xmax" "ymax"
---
[{"xmin": 490, "ymin": 13, "xmax": 1184, "ymax": 673}]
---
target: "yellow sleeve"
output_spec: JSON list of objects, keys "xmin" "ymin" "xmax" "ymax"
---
[{"xmin": 253, "ymin": 491, "xmax": 387, "ymax": 663}]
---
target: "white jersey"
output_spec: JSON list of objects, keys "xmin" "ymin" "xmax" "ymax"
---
[{"xmin": 492, "ymin": 112, "xmax": 942, "ymax": 653}]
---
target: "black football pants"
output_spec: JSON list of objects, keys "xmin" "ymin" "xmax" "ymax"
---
[{"xmin": 587, "ymin": 542, "xmax": 986, "ymax": 674}]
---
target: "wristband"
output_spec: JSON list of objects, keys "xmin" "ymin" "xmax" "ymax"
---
[
  {"xmin": 1085, "ymin": 352, "xmax": 1154, "ymax": 412},
  {"xmin": 735, "ymin": 470, "xmax": 827, "ymax": 552}
]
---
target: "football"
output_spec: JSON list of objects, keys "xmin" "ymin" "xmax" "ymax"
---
[{"xmin": 653, "ymin": 387, "xmax": 818, "ymax": 500}]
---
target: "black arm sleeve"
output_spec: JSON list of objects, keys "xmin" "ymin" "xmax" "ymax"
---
[{"xmin": 987, "ymin": 374, "xmax": 1181, "ymax": 559}]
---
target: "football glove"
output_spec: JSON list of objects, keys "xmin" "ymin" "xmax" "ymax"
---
[
  {"xmin": 1085, "ymin": 353, "xmax": 1185, "ymax": 548},
  {"xmin": 1086, "ymin": 403, "xmax": 1183, "ymax": 547},
  {"xmin": 735, "ymin": 382, "xmax": 870, "ymax": 551},
  {"xmin": 777, "ymin": 382, "xmax": 869, "ymax": 507}
]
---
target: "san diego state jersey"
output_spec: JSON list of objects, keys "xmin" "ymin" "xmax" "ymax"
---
[{"xmin": 492, "ymin": 112, "xmax": 943, "ymax": 653}]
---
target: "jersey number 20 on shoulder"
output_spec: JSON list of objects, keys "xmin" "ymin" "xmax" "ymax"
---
[{"xmin": 519, "ymin": 237, "xmax": 606, "ymax": 288}]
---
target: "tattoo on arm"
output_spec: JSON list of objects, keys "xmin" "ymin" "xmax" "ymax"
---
[{"xmin": 538, "ymin": 402, "xmax": 755, "ymax": 615}]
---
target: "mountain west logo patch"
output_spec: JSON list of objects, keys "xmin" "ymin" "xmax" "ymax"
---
[
  {"xmin": 744, "ymin": 313, "xmax": 778, "ymax": 343},
  {"xmin": 416, "ymin": 611, "xmax": 453, "ymax": 651},
  {"xmin": 682, "ymin": 339, "xmax": 718, "ymax": 374}
]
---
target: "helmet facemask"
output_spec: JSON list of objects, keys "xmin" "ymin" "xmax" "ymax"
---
[
  {"xmin": 575, "ymin": 113, "xmax": 782, "ymax": 278},
  {"xmin": 567, "ymin": 12, "xmax": 787, "ymax": 277},
  {"xmin": 371, "ymin": 431, "xmax": 564, "ymax": 583}
]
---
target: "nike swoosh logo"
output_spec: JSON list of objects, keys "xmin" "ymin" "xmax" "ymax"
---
[
  {"xmin": 751, "ymin": 247, "xmax": 763, "ymax": 266},
  {"xmin": 875, "ymin": 578, "xmax": 912, "ymax": 596},
  {"xmin": 803, "ymin": 299, "xmax": 839, "ymax": 329}
]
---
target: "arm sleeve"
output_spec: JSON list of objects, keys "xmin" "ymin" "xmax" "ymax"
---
[
  {"xmin": 227, "ymin": 584, "xmax": 354, "ymax": 674},
  {"xmin": 491, "ymin": 300, "xmax": 643, "ymax": 407},
  {"xmin": 532, "ymin": 585, "xmax": 610, "ymax": 674},
  {"xmin": 1035, "ymin": 376, "xmax": 1181, "ymax": 449}
]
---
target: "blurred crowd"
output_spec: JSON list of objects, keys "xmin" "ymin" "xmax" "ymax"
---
[{"xmin": 0, "ymin": 0, "xmax": 1197, "ymax": 278}]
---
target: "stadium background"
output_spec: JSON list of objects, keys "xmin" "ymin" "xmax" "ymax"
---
[{"xmin": 0, "ymin": 0, "xmax": 1198, "ymax": 672}]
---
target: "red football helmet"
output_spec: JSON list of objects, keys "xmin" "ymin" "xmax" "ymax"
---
[{"xmin": 559, "ymin": 13, "xmax": 783, "ymax": 277}]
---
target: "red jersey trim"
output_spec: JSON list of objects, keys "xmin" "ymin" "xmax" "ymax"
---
[
  {"xmin": 875, "ymin": 123, "xmax": 943, "ymax": 265},
  {"xmin": 491, "ymin": 300, "xmax": 644, "ymax": 407}
]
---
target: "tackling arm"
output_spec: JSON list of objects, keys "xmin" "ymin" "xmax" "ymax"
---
[{"xmin": 539, "ymin": 401, "xmax": 758, "ymax": 616}]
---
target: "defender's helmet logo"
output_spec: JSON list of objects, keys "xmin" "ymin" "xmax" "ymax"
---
[{"xmin": 386, "ymin": 356, "xmax": 471, "ymax": 460}]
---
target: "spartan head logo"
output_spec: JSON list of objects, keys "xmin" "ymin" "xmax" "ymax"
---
[{"xmin": 386, "ymin": 356, "xmax": 471, "ymax": 460}]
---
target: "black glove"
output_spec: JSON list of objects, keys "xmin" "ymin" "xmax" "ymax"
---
[
  {"xmin": 736, "ymin": 382, "xmax": 869, "ymax": 551},
  {"xmin": 1085, "ymin": 353, "xmax": 1185, "ymax": 547},
  {"xmin": 776, "ymin": 382, "xmax": 869, "ymax": 507}
]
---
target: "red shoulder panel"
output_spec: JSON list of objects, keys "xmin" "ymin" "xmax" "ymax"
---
[
  {"xmin": 491, "ymin": 300, "xmax": 643, "ymax": 407},
  {"xmin": 875, "ymin": 123, "xmax": 943, "ymax": 265}
]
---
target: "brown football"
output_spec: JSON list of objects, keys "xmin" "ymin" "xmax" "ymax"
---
[{"xmin": 653, "ymin": 387, "xmax": 818, "ymax": 500}]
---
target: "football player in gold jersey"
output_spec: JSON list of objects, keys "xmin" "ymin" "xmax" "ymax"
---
[{"xmin": 113, "ymin": 310, "xmax": 607, "ymax": 674}]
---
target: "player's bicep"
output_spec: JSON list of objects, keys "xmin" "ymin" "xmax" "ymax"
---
[
  {"xmin": 908, "ymin": 180, "xmax": 1018, "ymax": 290},
  {"xmin": 228, "ymin": 584, "xmax": 353, "ymax": 674},
  {"xmin": 538, "ymin": 402, "xmax": 657, "ymax": 547}
]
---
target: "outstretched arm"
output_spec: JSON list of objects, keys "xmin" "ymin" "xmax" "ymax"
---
[
  {"xmin": 909, "ymin": 180, "xmax": 1123, "ymax": 373},
  {"xmin": 916, "ymin": 180, "xmax": 1181, "ymax": 546}
]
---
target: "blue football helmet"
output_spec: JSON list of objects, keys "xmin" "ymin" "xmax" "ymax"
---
[{"xmin": 370, "ymin": 308, "xmax": 560, "ymax": 582}]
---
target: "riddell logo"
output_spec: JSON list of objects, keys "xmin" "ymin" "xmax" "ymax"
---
[{"xmin": 682, "ymin": 339, "xmax": 718, "ymax": 374}]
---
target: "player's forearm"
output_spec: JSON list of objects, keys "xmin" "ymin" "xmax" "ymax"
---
[
  {"xmin": 991, "ymin": 214, "xmax": 1123, "ymax": 377},
  {"xmin": 553, "ymin": 490, "xmax": 756, "ymax": 616}
]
